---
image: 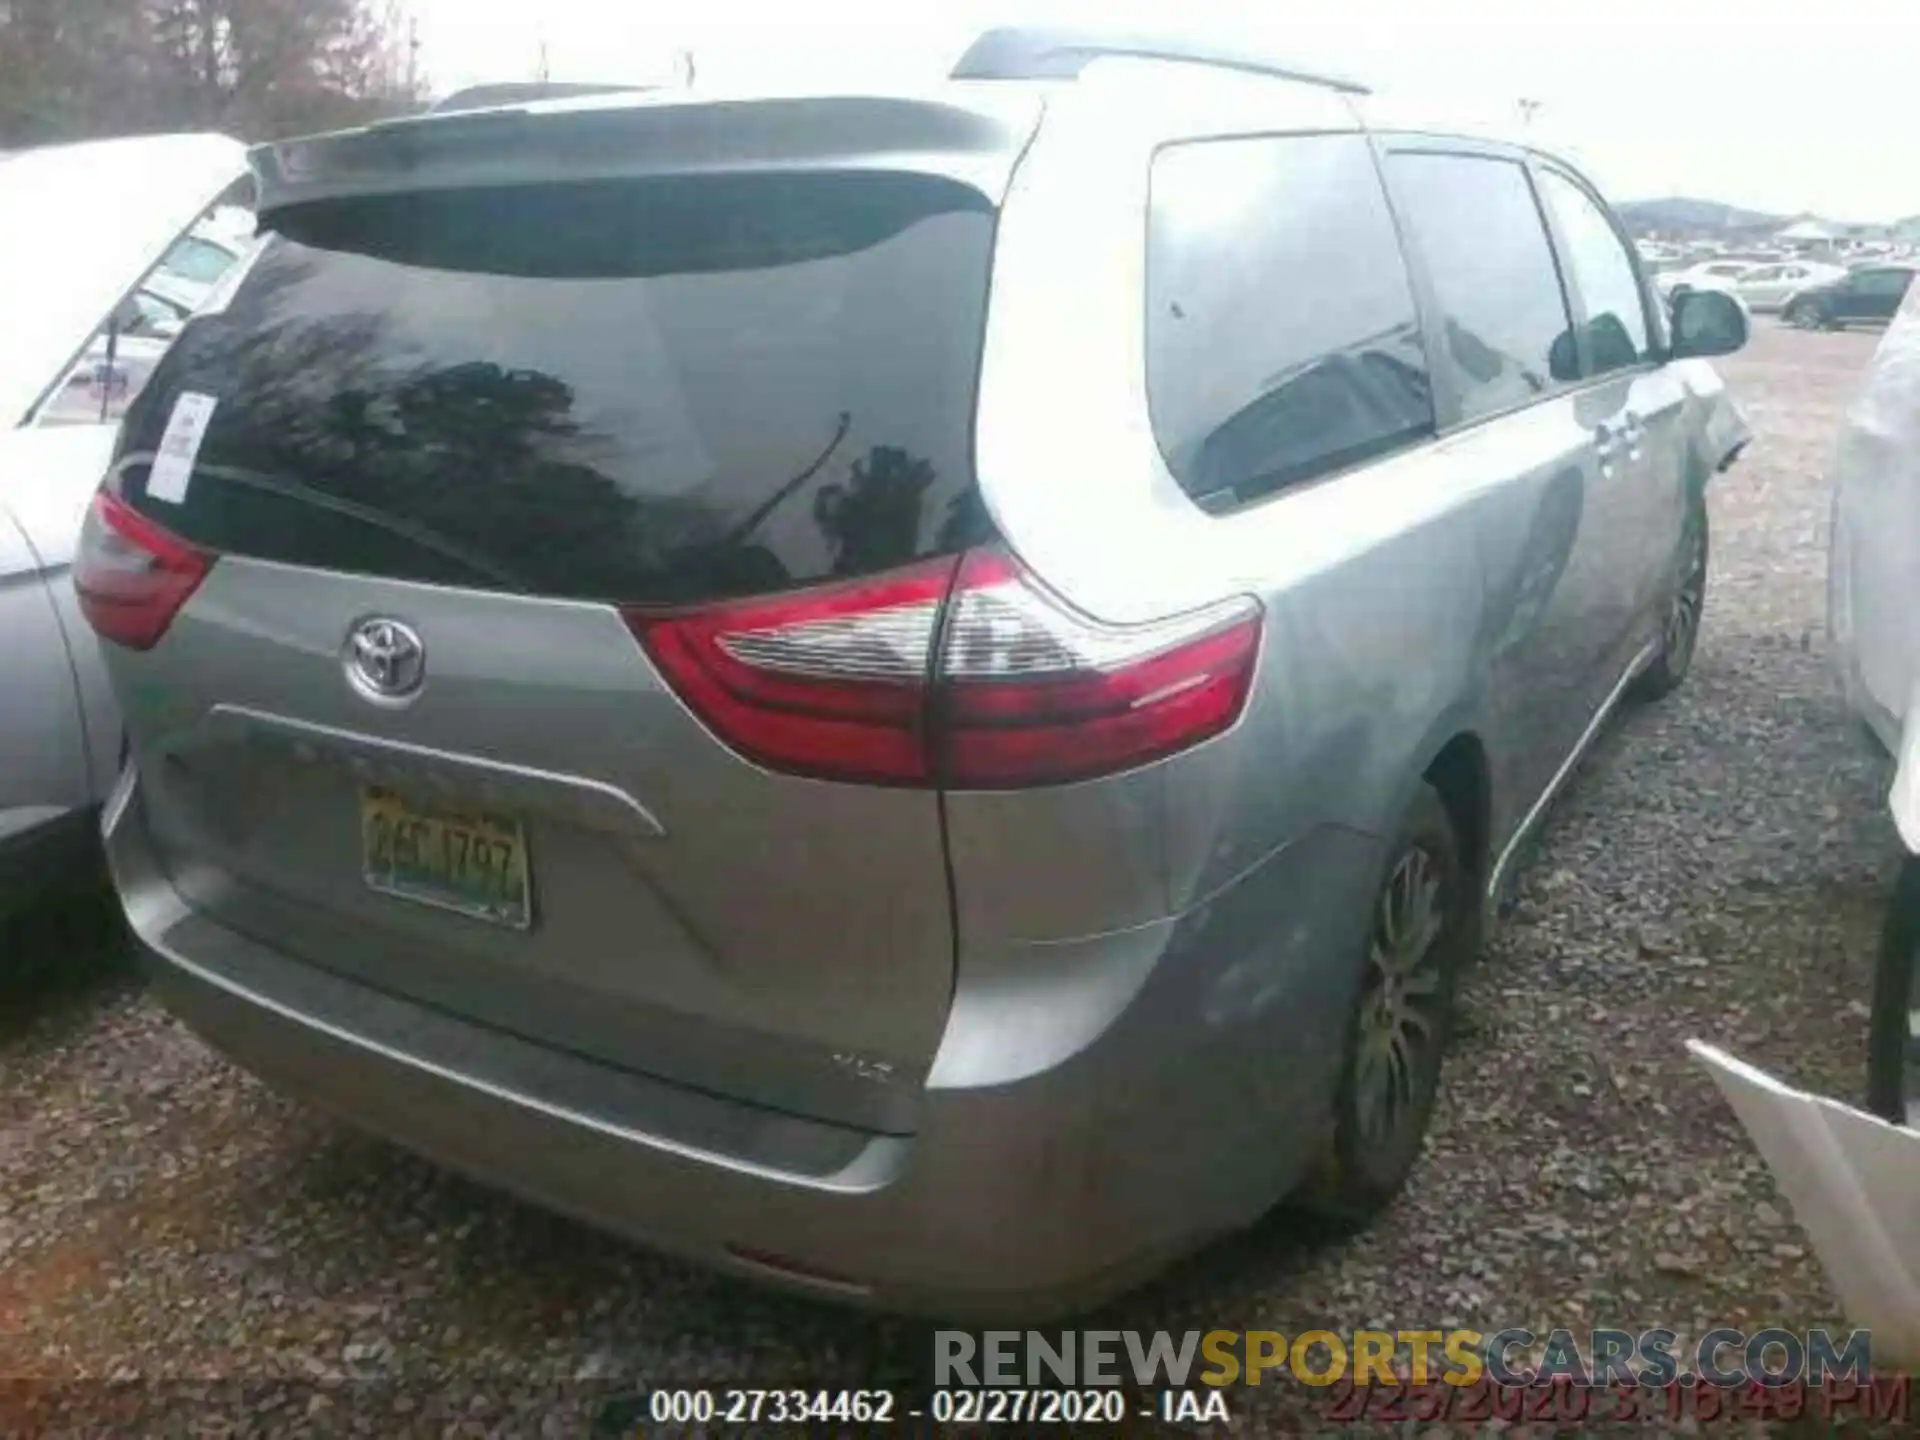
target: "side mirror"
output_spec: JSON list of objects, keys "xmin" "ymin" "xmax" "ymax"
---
[
  {"xmin": 1670, "ymin": 288, "xmax": 1749, "ymax": 359},
  {"xmin": 1548, "ymin": 329, "xmax": 1580, "ymax": 383}
]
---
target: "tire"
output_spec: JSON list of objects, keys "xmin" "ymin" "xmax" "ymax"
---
[
  {"xmin": 1632, "ymin": 491, "xmax": 1708, "ymax": 701},
  {"xmin": 1296, "ymin": 784, "xmax": 1472, "ymax": 1222},
  {"xmin": 1867, "ymin": 856, "xmax": 1920, "ymax": 1124},
  {"xmin": 1789, "ymin": 301, "xmax": 1828, "ymax": 331}
]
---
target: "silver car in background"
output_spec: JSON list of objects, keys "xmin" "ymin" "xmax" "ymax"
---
[
  {"xmin": 1737, "ymin": 260, "xmax": 1847, "ymax": 314},
  {"xmin": 1, "ymin": 134, "xmax": 244, "ymax": 919},
  {"xmin": 82, "ymin": 30, "xmax": 1751, "ymax": 1315}
]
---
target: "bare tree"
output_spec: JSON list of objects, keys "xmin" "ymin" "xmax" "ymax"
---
[
  {"xmin": 148, "ymin": 0, "xmax": 420, "ymax": 136},
  {"xmin": 0, "ymin": 0, "xmax": 423, "ymax": 145},
  {"xmin": 0, "ymin": 0, "xmax": 155, "ymax": 142}
]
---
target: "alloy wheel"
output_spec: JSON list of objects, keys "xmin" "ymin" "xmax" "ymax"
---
[{"xmin": 1353, "ymin": 845, "xmax": 1449, "ymax": 1150}]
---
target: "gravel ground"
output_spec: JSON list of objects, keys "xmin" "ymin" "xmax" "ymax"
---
[{"xmin": 0, "ymin": 320, "xmax": 1905, "ymax": 1434}]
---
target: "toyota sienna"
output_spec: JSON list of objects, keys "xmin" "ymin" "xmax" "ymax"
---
[{"xmin": 80, "ymin": 28, "xmax": 1753, "ymax": 1316}]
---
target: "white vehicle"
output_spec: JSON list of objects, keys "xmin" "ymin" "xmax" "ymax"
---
[
  {"xmin": 36, "ymin": 287, "xmax": 192, "ymax": 428},
  {"xmin": 1686, "ymin": 278, "xmax": 1920, "ymax": 1372},
  {"xmin": 1831, "ymin": 276, "xmax": 1920, "ymax": 1117},
  {"xmin": 1689, "ymin": 1043, "xmax": 1920, "ymax": 1367},
  {"xmin": 1635, "ymin": 239, "xmax": 1687, "ymax": 271},
  {"xmin": 1733, "ymin": 260, "xmax": 1847, "ymax": 314},
  {"xmin": 1654, "ymin": 259, "xmax": 1760, "ymax": 299},
  {"xmin": 0, "ymin": 133, "xmax": 246, "ymax": 919}
]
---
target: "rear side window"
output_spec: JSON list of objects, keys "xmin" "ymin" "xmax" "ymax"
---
[
  {"xmin": 1856, "ymin": 268, "xmax": 1915, "ymax": 297},
  {"xmin": 117, "ymin": 171, "xmax": 997, "ymax": 605},
  {"xmin": 1535, "ymin": 168, "xmax": 1650, "ymax": 375},
  {"xmin": 1146, "ymin": 134, "xmax": 1433, "ymax": 510},
  {"xmin": 1386, "ymin": 152, "xmax": 1576, "ymax": 424}
]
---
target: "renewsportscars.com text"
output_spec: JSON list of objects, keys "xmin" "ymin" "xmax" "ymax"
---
[{"xmin": 934, "ymin": 1326, "xmax": 1873, "ymax": 1389}]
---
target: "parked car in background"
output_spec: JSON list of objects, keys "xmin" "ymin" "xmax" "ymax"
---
[
  {"xmin": 0, "ymin": 133, "xmax": 246, "ymax": 921},
  {"xmin": 1636, "ymin": 240, "xmax": 1687, "ymax": 272},
  {"xmin": 86, "ymin": 29, "xmax": 1751, "ymax": 1316},
  {"xmin": 1786, "ymin": 264, "xmax": 1916, "ymax": 330},
  {"xmin": 1731, "ymin": 260, "xmax": 1847, "ymax": 314},
  {"xmin": 1655, "ymin": 259, "xmax": 1760, "ymax": 300}
]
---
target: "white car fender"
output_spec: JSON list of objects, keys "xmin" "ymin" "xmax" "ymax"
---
[
  {"xmin": 1690, "ymin": 1042, "xmax": 1920, "ymax": 1368},
  {"xmin": 0, "ymin": 423, "xmax": 126, "ymax": 802}
]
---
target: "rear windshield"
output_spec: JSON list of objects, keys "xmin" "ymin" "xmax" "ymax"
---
[{"xmin": 116, "ymin": 171, "xmax": 997, "ymax": 604}]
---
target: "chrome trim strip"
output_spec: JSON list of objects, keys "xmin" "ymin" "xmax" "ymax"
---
[
  {"xmin": 192, "ymin": 704, "xmax": 666, "ymax": 839},
  {"xmin": 1487, "ymin": 638, "xmax": 1660, "ymax": 903},
  {"xmin": 99, "ymin": 756, "xmax": 139, "ymax": 839}
]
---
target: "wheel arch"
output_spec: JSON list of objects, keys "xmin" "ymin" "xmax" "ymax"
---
[
  {"xmin": 1376, "ymin": 710, "xmax": 1497, "ymax": 938},
  {"xmin": 1421, "ymin": 730, "xmax": 1492, "ymax": 900}
]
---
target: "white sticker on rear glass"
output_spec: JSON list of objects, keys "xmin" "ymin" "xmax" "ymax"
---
[{"xmin": 145, "ymin": 390, "xmax": 218, "ymax": 504}]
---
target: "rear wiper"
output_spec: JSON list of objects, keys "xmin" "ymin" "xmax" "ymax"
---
[
  {"xmin": 719, "ymin": 410, "xmax": 853, "ymax": 548},
  {"xmin": 183, "ymin": 461, "xmax": 529, "ymax": 589}
]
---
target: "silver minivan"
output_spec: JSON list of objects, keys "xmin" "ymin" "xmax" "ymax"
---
[{"xmin": 80, "ymin": 29, "xmax": 1752, "ymax": 1316}]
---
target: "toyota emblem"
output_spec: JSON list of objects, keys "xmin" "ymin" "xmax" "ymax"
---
[{"xmin": 344, "ymin": 617, "xmax": 427, "ymax": 705}]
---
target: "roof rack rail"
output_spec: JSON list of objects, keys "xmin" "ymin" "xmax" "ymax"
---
[{"xmin": 951, "ymin": 26, "xmax": 1369, "ymax": 95}]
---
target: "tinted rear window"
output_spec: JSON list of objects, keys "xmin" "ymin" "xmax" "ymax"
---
[
  {"xmin": 117, "ymin": 172, "xmax": 997, "ymax": 604},
  {"xmin": 1145, "ymin": 133, "xmax": 1434, "ymax": 510}
]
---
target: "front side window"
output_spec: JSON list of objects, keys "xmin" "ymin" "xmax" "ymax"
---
[
  {"xmin": 1146, "ymin": 133, "xmax": 1434, "ymax": 510},
  {"xmin": 1386, "ymin": 151, "xmax": 1576, "ymax": 424},
  {"xmin": 1536, "ymin": 167, "xmax": 1651, "ymax": 376}
]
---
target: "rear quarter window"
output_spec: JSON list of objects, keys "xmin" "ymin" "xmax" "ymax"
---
[{"xmin": 1145, "ymin": 133, "xmax": 1434, "ymax": 511}]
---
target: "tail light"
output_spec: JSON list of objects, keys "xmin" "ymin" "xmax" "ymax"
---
[
  {"xmin": 936, "ymin": 549, "xmax": 1261, "ymax": 786},
  {"xmin": 624, "ymin": 559, "xmax": 955, "ymax": 785},
  {"xmin": 626, "ymin": 547, "xmax": 1260, "ymax": 789},
  {"xmin": 74, "ymin": 491, "xmax": 214, "ymax": 651}
]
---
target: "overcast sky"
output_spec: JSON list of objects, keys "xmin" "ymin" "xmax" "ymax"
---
[{"xmin": 407, "ymin": 0, "xmax": 1920, "ymax": 222}]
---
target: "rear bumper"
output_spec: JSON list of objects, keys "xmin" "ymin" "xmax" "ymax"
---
[{"xmin": 106, "ymin": 767, "xmax": 1362, "ymax": 1318}]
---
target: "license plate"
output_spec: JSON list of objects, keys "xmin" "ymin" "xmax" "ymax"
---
[{"xmin": 360, "ymin": 786, "xmax": 531, "ymax": 929}]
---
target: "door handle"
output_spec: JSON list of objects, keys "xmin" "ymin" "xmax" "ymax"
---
[
  {"xmin": 1594, "ymin": 423, "xmax": 1620, "ymax": 475},
  {"xmin": 1619, "ymin": 412, "xmax": 1644, "ymax": 461}
]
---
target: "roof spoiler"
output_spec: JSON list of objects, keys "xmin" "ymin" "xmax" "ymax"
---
[
  {"xmin": 248, "ymin": 93, "xmax": 1045, "ymax": 217},
  {"xmin": 430, "ymin": 82, "xmax": 653, "ymax": 115},
  {"xmin": 951, "ymin": 25, "xmax": 1369, "ymax": 95}
]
